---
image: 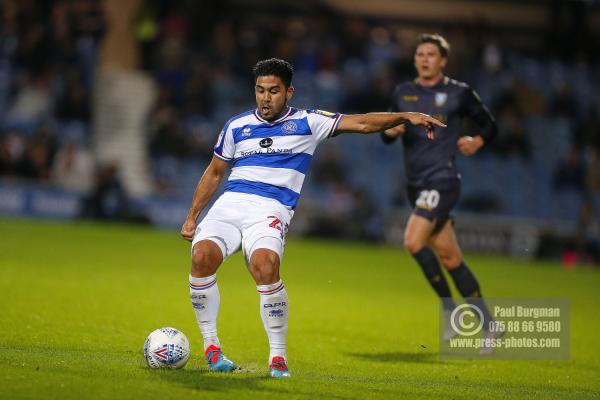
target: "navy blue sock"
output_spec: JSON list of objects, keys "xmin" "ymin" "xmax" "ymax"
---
[
  {"xmin": 449, "ymin": 262, "xmax": 493, "ymax": 327},
  {"xmin": 412, "ymin": 246, "xmax": 456, "ymax": 311}
]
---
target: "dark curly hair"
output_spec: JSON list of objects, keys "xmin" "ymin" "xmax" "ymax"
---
[{"xmin": 253, "ymin": 58, "xmax": 294, "ymax": 88}]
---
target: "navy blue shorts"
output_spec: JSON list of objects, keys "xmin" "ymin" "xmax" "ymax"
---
[{"xmin": 407, "ymin": 178, "xmax": 461, "ymax": 233}]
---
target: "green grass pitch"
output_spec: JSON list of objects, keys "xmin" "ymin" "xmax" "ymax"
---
[{"xmin": 1, "ymin": 218, "xmax": 599, "ymax": 399}]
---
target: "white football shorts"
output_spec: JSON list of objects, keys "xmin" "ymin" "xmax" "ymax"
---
[{"xmin": 191, "ymin": 192, "xmax": 293, "ymax": 262}]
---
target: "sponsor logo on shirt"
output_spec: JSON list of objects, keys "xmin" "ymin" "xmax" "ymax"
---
[
  {"xmin": 239, "ymin": 148, "xmax": 293, "ymax": 157},
  {"xmin": 259, "ymin": 138, "xmax": 273, "ymax": 148}
]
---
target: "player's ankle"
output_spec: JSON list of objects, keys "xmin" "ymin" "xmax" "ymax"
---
[
  {"xmin": 203, "ymin": 337, "xmax": 221, "ymax": 352},
  {"xmin": 270, "ymin": 352, "xmax": 287, "ymax": 362}
]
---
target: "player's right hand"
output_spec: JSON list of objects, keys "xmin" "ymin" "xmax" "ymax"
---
[
  {"xmin": 180, "ymin": 219, "xmax": 197, "ymax": 242},
  {"xmin": 404, "ymin": 112, "xmax": 446, "ymax": 140}
]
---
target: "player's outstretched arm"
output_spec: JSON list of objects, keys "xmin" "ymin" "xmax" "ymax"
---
[
  {"xmin": 180, "ymin": 156, "xmax": 229, "ymax": 241},
  {"xmin": 335, "ymin": 112, "xmax": 444, "ymax": 139}
]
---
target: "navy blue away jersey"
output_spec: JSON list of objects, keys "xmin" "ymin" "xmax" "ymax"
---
[{"xmin": 387, "ymin": 76, "xmax": 495, "ymax": 186}]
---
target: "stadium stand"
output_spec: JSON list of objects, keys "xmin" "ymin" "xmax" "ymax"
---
[{"xmin": 0, "ymin": 0, "xmax": 598, "ymax": 260}]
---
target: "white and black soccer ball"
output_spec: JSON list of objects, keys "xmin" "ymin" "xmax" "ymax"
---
[{"xmin": 144, "ymin": 327, "xmax": 190, "ymax": 369}]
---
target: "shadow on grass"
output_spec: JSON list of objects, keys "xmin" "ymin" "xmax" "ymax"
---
[
  {"xmin": 148, "ymin": 367, "xmax": 276, "ymax": 394},
  {"xmin": 147, "ymin": 367, "xmax": 354, "ymax": 400},
  {"xmin": 346, "ymin": 351, "xmax": 440, "ymax": 364}
]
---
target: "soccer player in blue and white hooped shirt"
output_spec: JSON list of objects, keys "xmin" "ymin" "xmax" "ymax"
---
[{"xmin": 180, "ymin": 58, "xmax": 445, "ymax": 378}]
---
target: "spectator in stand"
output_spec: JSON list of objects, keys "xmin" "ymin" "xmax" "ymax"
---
[
  {"xmin": 0, "ymin": 131, "xmax": 27, "ymax": 177},
  {"xmin": 6, "ymin": 72, "xmax": 53, "ymax": 129},
  {"xmin": 11, "ymin": 127, "xmax": 56, "ymax": 182},
  {"xmin": 149, "ymin": 105, "xmax": 189, "ymax": 159},
  {"xmin": 83, "ymin": 164, "xmax": 129, "ymax": 220},
  {"xmin": 56, "ymin": 69, "xmax": 91, "ymax": 123},
  {"xmin": 51, "ymin": 137, "xmax": 95, "ymax": 194}
]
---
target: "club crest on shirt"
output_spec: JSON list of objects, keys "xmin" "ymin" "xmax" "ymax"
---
[
  {"xmin": 281, "ymin": 120, "xmax": 297, "ymax": 134},
  {"xmin": 435, "ymin": 92, "xmax": 447, "ymax": 107}
]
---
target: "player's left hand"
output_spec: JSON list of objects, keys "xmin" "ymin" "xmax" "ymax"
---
[{"xmin": 457, "ymin": 135, "xmax": 484, "ymax": 156}]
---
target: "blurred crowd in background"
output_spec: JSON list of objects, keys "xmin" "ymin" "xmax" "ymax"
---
[{"xmin": 0, "ymin": 0, "xmax": 599, "ymax": 259}]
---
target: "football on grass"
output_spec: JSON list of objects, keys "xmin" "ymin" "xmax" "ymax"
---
[{"xmin": 144, "ymin": 327, "xmax": 190, "ymax": 369}]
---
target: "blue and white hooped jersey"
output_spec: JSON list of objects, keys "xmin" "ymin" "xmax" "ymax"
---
[{"xmin": 213, "ymin": 107, "xmax": 343, "ymax": 209}]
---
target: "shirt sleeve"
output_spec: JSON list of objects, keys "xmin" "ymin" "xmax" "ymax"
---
[
  {"xmin": 306, "ymin": 109, "xmax": 343, "ymax": 142},
  {"xmin": 213, "ymin": 121, "xmax": 235, "ymax": 161},
  {"xmin": 461, "ymin": 87, "xmax": 487, "ymax": 118},
  {"xmin": 461, "ymin": 87, "xmax": 497, "ymax": 144}
]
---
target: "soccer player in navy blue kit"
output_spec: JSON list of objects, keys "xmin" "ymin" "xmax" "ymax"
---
[{"xmin": 382, "ymin": 34, "xmax": 498, "ymax": 345}]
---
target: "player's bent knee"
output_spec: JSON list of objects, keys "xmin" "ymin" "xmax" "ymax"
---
[
  {"xmin": 439, "ymin": 253, "xmax": 462, "ymax": 270},
  {"xmin": 404, "ymin": 235, "xmax": 425, "ymax": 254},
  {"xmin": 249, "ymin": 249, "xmax": 279, "ymax": 272},
  {"xmin": 191, "ymin": 240, "xmax": 223, "ymax": 277},
  {"xmin": 191, "ymin": 253, "xmax": 219, "ymax": 276},
  {"xmin": 249, "ymin": 248, "xmax": 281, "ymax": 284}
]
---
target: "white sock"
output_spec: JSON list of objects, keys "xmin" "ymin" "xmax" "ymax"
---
[
  {"xmin": 257, "ymin": 280, "xmax": 288, "ymax": 362},
  {"xmin": 189, "ymin": 274, "xmax": 221, "ymax": 352}
]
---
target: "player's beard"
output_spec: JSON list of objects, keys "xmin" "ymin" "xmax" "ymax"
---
[{"xmin": 260, "ymin": 101, "xmax": 287, "ymax": 121}]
